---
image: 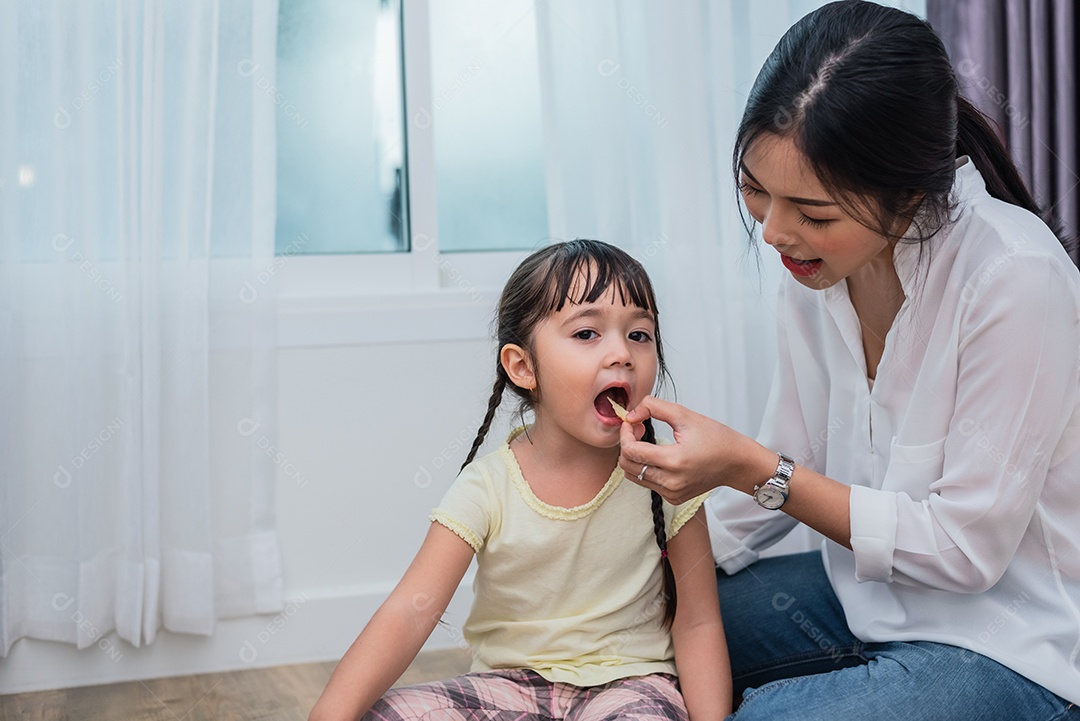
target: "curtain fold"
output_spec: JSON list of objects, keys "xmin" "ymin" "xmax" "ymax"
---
[
  {"xmin": 928, "ymin": 0, "xmax": 1079, "ymax": 259},
  {"xmin": 0, "ymin": 0, "xmax": 282, "ymax": 655}
]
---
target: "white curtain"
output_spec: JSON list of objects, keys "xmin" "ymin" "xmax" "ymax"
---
[
  {"xmin": 0, "ymin": 0, "xmax": 282, "ymax": 655},
  {"xmin": 535, "ymin": 1, "xmax": 826, "ymax": 437}
]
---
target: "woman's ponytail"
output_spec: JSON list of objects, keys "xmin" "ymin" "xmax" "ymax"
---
[{"xmin": 956, "ymin": 96, "xmax": 1042, "ymax": 217}]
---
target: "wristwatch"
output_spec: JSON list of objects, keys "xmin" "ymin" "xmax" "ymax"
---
[{"xmin": 753, "ymin": 452, "xmax": 795, "ymax": 510}]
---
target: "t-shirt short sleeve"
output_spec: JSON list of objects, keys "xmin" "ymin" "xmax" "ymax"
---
[
  {"xmin": 429, "ymin": 460, "xmax": 493, "ymax": 553},
  {"xmin": 668, "ymin": 491, "xmax": 710, "ymax": 538}
]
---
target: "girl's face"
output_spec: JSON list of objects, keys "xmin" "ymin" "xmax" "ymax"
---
[
  {"xmin": 505, "ymin": 279, "xmax": 659, "ymax": 451},
  {"xmin": 739, "ymin": 133, "xmax": 893, "ymax": 290}
]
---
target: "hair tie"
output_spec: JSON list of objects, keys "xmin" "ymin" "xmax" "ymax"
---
[{"xmin": 660, "ymin": 549, "xmax": 668, "ymax": 559}]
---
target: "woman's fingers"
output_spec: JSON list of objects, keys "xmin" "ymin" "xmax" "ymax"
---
[
  {"xmin": 617, "ymin": 449, "xmax": 668, "ymax": 496},
  {"xmin": 619, "ymin": 397, "xmax": 747, "ymax": 504},
  {"xmin": 626, "ymin": 395, "xmax": 682, "ymax": 426},
  {"xmin": 619, "ymin": 421, "xmax": 660, "ymax": 464},
  {"xmin": 618, "ymin": 420, "xmax": 689, "ymax": 503}
]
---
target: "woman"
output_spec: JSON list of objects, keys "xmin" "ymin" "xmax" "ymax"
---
[{"xmin": 617, "ymin": 2, "xmax": 1079, "ymax": 719}]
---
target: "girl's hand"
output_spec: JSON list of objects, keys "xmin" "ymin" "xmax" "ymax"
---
[{"xmin": 618, "ymin": 396, "xmax": 775, "ymax": 504}]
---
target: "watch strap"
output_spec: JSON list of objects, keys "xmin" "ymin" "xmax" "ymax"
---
[
  {"xmin": 752, "ymin": 452, "xmax": 796, "ymax": 510},
  {"xmin": 772, "ymin": 452, "xmax": 795, "ymax": 489}
]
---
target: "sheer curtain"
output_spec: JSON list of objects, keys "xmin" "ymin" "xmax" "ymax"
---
[
  {"xmin": 0, "ymin": 0, "xmax": 282, "ymax": 655},
  {"xmin": 536, "ymin": 1, "xmax": 832, "ymax": 437}
]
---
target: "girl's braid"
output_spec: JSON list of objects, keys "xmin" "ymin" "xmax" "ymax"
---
[
  {"xmin": 460, "ymin": 370, "xmax": 508, "ymax": 472},
  {"xmin": 642, "ymin": 419, "xmax": 677, "ymax": 628}
]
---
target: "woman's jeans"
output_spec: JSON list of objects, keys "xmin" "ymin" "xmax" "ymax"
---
[{"xmin": 718, "ymin": 551, "xmax": 1079, "ymax": 720}]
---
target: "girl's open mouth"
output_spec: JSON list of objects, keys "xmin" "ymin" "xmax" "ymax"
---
[
  {"xmin": 781, "ymin": 254, "xmax": 823, "ymax": 277},
  {"xmin": 594, "ymin": 386, "xmax": 629, "ymax": 423}
]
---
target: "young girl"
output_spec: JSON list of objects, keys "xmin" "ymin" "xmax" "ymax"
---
[{"xmin": 309, "ymin": 239, "xmax": 731, "ymax": 721}]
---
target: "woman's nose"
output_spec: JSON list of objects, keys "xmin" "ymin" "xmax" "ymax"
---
[
  {"xmin": 758, "ymin": 206, "xmax": 796, "ymax": 249},
  {"xmin": 760, "ymin": 212, "xmax": 787, "ymax": 248}
]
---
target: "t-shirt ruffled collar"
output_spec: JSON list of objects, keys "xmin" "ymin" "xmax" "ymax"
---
[{"xmin": 499, "ymin": 427, "xmax": 624, "ymax": 521}]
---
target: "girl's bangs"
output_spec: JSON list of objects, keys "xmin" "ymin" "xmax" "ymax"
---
[{"xmin": 542, "ymin": 246, "xmax": 657, "ymax": 316}]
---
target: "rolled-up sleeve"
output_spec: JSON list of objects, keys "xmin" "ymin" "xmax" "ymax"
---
[{"xmin": 849, "ymin": 485, "xmax": 897, "ymax": 582}]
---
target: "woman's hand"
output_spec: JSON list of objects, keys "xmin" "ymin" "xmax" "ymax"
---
[
  {"xmin": 621, "ymin": 396, "xmax": 854, "ymax": 547},
  {"xmin": 617, "ymin": 396, "xmax": 776, "ymax": 504}
]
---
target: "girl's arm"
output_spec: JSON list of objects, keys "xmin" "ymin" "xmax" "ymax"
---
[
  {"xmin": 668, "ymin": 506, "xmax": 732, "ymax": 720},
  {"xmin": 308, "ymin": 523, "xmax": 475, "ymax": 721}
]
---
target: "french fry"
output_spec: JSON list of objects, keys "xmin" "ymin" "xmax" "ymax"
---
[{"xmin": 607, "ymin": 397, "xmax": 629, "ymax": 421}]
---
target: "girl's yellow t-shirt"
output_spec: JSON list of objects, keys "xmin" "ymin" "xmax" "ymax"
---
[{"xmin": 430, "ymin": 430, "xmax": 709, "ymax": 687}]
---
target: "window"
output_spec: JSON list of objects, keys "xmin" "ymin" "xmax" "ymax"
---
[
  {"xmin": 428, "ymin": 0, "xmax": 548, "ymax": 252},
  {"xmin": 276, "ymin": 0, "xmax": 406, "ymax": 255},
  {"xmin": 274, "ymin": 0, "xmax": 549, "ymax": 259}
]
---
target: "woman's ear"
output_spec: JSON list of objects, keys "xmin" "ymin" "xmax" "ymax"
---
[{"xmin": 500, "ymin": 344, "xmax": 536, "ymax": 391}]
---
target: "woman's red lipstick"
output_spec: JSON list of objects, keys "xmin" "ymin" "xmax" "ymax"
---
[{"xmin": 781, "ymin": 254, "xmax": 823, "ymax": 277}]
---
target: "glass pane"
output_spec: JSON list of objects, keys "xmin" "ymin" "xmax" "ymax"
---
[
  {"xmin": 429, "ymin": 0, "xmax": 549, "ymax": 252},
  {"xmin": 276, "ymin": 0, "xmax": 406, "ymax": 254}
]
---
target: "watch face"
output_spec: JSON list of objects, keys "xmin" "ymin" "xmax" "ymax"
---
[{"xmin": 754, "ymin": 485, "xmax": 786, "ymax": 510}]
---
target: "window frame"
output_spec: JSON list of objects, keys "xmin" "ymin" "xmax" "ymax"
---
[{"xmin": 277, "ymin": 0, "xmax": 529, "ymax": 348}]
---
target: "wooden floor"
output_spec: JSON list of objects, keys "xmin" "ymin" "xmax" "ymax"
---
[{"xmin": 0, "ymin": 648, "xmax": 473, "ymax": 721}]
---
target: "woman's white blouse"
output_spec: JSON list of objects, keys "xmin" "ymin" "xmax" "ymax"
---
[{"xmin": 706, "ymin": 159, "xmax": 1080, "ymax": 704}]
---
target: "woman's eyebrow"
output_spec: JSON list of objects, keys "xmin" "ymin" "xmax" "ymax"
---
[{"xmin": 739, "ymin": 163, "xmax": 838, "ymax": 207}]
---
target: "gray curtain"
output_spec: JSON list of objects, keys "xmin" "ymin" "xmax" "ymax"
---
[{"xmin": 928, "ymin": 0, "xmax": 1078, "ymax": 262}]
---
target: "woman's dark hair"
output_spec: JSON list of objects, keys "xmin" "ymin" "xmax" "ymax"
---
[
  {"xmin": 734, "ymin": 0, "xmax": 1065, "ymax": 247},
  {"xmin": 459, "ymin": 239, "xmax": 678, "ymax": 627}
]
